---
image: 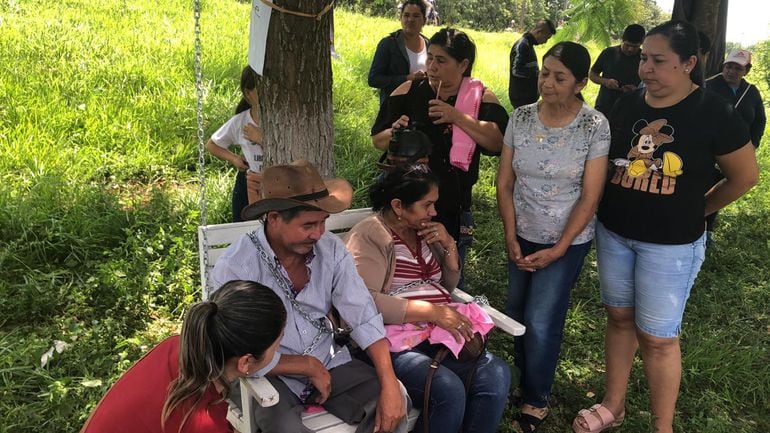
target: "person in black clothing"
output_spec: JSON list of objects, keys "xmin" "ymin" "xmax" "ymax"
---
[
  {"xmin": 589, "ymin": 24, "xmax": 645, "ymax": 116},
  {"xmin": 368, "ymin": 0, "xmax": 430, "ymax": 105},
  {"xmin": 508, "ymin": 19, "xmax": 556, "ymax": 108},
  {"xmin": 371, "ymin": 28, "xmax": 508, "ymax": 282},
  {"xmin": 573, "ymin": 21, "xmax": 758, "ymax": 433},
  {"xmin": 705, "ymin": 49, "xmax": 766, "ymax": 148},
  {"xmin": 703, "ymin": 49, "xmax": 764, "ymax": 239}
]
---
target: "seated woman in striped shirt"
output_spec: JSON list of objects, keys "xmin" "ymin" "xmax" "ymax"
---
[{"xmin": 344, "ymin": 165, "xmax": 511, "ymax": 433}]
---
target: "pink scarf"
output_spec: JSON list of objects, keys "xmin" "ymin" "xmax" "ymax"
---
[
  {"xmin": 384, "ymin": 302, "xmax": 494, "ymax": 358},
  {"xmin": 449, "ymin": 77, "xmax": 484, "ymax": 172}
]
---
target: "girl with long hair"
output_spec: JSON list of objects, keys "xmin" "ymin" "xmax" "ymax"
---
[{"xmin": 81, "ymin": 280, "xmax": 286, "ymax": 433}]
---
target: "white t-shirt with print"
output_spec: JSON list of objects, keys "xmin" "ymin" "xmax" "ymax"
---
[{"xmin": 210, "ymin": 110, "xmax": 263, "ymax": 172}]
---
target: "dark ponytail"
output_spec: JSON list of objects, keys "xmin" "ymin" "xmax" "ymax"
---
[
  {"xmin": 162, "ymin": 280, "xmax": 285, "ymax": 431},
  {"xmin": 235, "ymin": 65, "xmax": 259, "ymax": 114}
]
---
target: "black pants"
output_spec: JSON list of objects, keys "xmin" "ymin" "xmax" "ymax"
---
[{"xmin": 231, "ymin": 170, "xmax": 248, "ymax": 222}]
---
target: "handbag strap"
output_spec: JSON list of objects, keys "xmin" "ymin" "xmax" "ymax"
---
[
  {"xmin": 421, "ymin": 333, "xmax": 488, "ymax": 433},
  {"xmin": 734, "ymin": 83, "xmax": 752, "ymax": 109},
  {"xmin": 423, "ymin": 347, "xmax": 450, "ymax": 433},
  {"xmin": 247, "ymin": 230, "xmax": 331, "ymax": 355}
]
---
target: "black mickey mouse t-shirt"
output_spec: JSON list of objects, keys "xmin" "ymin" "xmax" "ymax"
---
[{"xmin": 598, "ymin": 88, "xmax": 750, "ymax": 244}]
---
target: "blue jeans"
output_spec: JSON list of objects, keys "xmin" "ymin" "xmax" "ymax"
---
[
  {"xmin": 232, "ymin": 170, "xmax": 248, "ymax": 222},
  {"xmin": 596, "ymin": 222, "xmax": 706, "ymax": 338},
  {"xmin": 391, "ymin": 341, "xmax": 511, "ymax": 433},
  {"xmin": 504, "ymin": 236, "xmax": 592, "ymax": 408}
]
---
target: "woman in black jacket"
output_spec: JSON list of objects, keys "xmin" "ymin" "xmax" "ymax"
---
[
  {"xmin": 705, "ymin": 49, "xmax": 765, "ymax": 149},
  {"xmin": 368, "ymin": 0, "xmax": 430, "ymax": 106}
]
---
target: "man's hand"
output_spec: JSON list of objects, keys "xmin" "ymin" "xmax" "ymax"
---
[
  {"xmin": 305, "ymin": 356, "xmax": 332, "ymax": 404},
  {"xmin": 246, "ymin": 170, "xmax": 262, "ymax": 204},
  {"xmin": 374, "ymin": 377, "xmax": 405, "ymax": 433},
  {"xmin": 603, "ymin": 78, "xmax": 621, "ymax": 90}
]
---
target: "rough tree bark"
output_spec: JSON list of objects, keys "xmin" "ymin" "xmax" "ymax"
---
[
  {"xmin": 672, "ymin": 0, "xmax": 728, "ymax": 78},
  {"xmin": 254, "ymin": 0, "xmax": 335, "ymax": 177}
]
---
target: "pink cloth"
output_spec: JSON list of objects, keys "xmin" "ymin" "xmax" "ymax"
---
[
  {"xmin": 449, "ymin": 77, "xmax": 484, "ymax": 172},
  {"xmin": 384, "ymin": 302, "xmax": 494, "ymax": 358}
]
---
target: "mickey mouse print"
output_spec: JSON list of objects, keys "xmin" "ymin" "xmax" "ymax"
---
[{"xmin": 609, "ymin": 119, "xmax": 683, "ymax": 195}]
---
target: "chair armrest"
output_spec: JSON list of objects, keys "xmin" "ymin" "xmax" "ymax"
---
[
  {"xmin": 241, "ymin": 376, "xmax": 280, "ymax": 407},
  {"xmin": 450, "ymin": 288, "xmax": 526, "ymax": 336}
]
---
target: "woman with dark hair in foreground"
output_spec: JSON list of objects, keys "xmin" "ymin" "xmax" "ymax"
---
[{"xmin": 81, "ymin": 280, "xmax": 286, "ymax": 433}]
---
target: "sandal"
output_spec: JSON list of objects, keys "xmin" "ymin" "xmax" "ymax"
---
[
  {"xmin": 512, "ymin": 405, "xmax": 549, "ymax": 433},
  {"xmin": 572, "ymin": 404, "xmax": 625, "ymax": 433}
]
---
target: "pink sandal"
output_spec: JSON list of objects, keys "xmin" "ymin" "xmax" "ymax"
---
[{"xmin": 572, "ymin": 404, "xmax": 624, "ymax": 433}]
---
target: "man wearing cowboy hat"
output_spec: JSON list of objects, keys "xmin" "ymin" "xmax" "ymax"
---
[{"xmin": 210, "ymin": 160, "xmax": 408, "ymax": 433}]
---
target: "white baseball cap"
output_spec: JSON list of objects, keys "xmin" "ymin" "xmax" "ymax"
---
[{"xmin": 724, "ymin": 49, "xmax": 752, "ymax": 66}]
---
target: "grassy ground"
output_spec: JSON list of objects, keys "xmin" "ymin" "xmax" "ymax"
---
[{"xmin": 0, "ymin": 0, "xmax": 768, "ymax": 432}]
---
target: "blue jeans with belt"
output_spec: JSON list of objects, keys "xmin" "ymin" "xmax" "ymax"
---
[
  {"xmin": 391, "ymin": 340, "xmax": 511, "ymax": 433},
  {"xmin": 504, "ymin": 236, "xmax": 592, "ymax": 408}
]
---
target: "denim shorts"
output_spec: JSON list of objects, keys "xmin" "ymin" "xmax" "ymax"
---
[{"xmin": 596, "ymin": 222, "xmax": 706, "ymax": 338}]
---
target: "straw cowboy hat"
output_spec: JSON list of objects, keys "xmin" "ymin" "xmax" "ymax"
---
[{"xmin": 241, "ymin": 159, "xmax": 353, "ymax": 220}]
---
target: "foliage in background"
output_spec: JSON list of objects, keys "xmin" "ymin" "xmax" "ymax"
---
[
  {"xmin": 557, "ymin": 0, "xmax": 665, "ymax": 46},
  {"xmin": 336, "ymin": 0, "xmax": 665, "ymax": 37},
  {"xmin": 0, "ymin": 0, "xmax": 768, "ymax": 432}
]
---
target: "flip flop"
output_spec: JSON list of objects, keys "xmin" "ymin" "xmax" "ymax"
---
[{"xmin": 572, "ymin": 403, "xmax": 624, "ymax": 433}]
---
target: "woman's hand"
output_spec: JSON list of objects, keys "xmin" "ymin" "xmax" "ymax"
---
[
  {"xmin": 516, "ymin": 246, "xmax": 566, "ymax": 272},
  {"xmin": 243, "ymin": 124, "xmax": 263, "ymax": 144},
  {"xmin": 229, "ymin": 154, "xmax": 249, "ymax": 171},
  {"xmin": 417, "ymin": 221, "xmax": 452, "ymax": 248},
  {"xmin": 406, "ymin": 70, "xmax": 426, "ymax": 81},
  {"xmin": 505, "ymin": 233, "xmax": 523, "ymax": 263},
  {"xmin": 428, "ymin": 98, "xmax": 460, "ymax": 124},
  {"xmin": 391, "ymin": 115, "xmax": 410, "ymax": 130},
  {"xmin": 431, "ymin": 304, "xmax": 475, "ymax": 343}
]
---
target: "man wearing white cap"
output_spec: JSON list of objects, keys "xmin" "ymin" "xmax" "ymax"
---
[
  {"xmin": 706, "ymin": 49, "xmax": 765, "ymax": 149},
  {"xmin": 210, "ymin": 160, "xmax": 408, "ymax": 433}
]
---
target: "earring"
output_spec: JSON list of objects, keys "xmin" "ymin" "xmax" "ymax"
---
[
  {"xmin": 397, "ymin": 215, "xmax": 402, "ymax": 221},
  {"xmin": 685, "ymin": 68, "xmax": 690, "ymax": 73}
]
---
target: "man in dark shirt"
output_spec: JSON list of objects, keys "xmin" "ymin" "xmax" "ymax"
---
[
  {"xmin": 508, "ymin": 19, "xmax": 556, "ymax": 108},
  {"xmin": 589, "ymin": 24, "xmax": 645, "ymax": 117}
]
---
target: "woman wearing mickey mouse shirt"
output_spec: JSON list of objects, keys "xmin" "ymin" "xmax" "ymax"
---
[{"xmin": 572, "ymin": 21, "xmax": 758, "ymax": 433}]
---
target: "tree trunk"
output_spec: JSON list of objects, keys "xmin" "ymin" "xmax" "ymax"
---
[
  {"xmin": 255, "ymin": 0, "xmax": 335, "ymax": 177},
  {"xmin": 672, "ymin": 0, "xmax": 728, "ymax": 78}
]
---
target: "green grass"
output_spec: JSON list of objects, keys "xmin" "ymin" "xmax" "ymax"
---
[{"xmin": 1, "ymin": 0, "xmax": 768, "ymax": 432}]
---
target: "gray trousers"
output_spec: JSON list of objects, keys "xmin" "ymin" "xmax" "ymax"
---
[{"xmin": 231, "ymin": 359, "xmax": 409, "ymax": 433}]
